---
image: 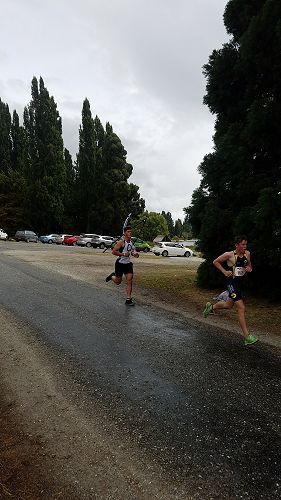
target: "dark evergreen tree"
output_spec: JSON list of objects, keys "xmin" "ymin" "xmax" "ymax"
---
[
  {"xmin": 63, "ymin": 148, "xmax": 76, "ymax": 230},
  {"xmin": 75, "ymin": 99, "xmax": 100, "ymax": 232},
  {"xmin": 0, "ymin": 169, "xmax": 27, "ymax": 235},
  {"xmin": 11, "ymin": 110, "xmax": 27, "ymax": 172},
  {"xmin": 101, "ymin": 122, "xmax": 144, "ymax": 235},
  {"xmin": 174, "ymin": 219, "xmax": 183, "ymax": 238},
  {"xmin": 0, "ymin": 99, "xmax": 12, "ymax": 173},
  {"xmin": 161, "ymin": 211, "xmax": 174, "ymax": 236},
  {"xmin": 186, "ymin": 0, "xmax": 281, "ymax": 297},
  {"xmin": 24, "ymin": 76, "xmax": 66, "ymax": 233}
]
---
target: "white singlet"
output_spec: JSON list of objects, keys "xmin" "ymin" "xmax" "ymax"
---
[{"xmin": 118, "ymin": 239, "xmax": 136, "ymax": 264}]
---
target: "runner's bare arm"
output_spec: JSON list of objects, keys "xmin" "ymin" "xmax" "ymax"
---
[
  {"xmin": 245, "ymin": 250, "xmax": 252, "ymax": 272},
  {"xmin": 112, "ymin": 240, "xmax": 129, "ymax": 257},
  {"xmin": 213, "ymin": 252, "xmax": 233, "ymax": 277}
]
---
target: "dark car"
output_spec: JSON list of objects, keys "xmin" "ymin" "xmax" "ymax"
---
[{"xmin": 15, "ymin": 230, "xmax": 38, "ymax": 242}]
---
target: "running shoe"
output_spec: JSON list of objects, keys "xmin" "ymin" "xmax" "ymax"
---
[
  {"xmin": 203, "ymin": 301, "xmax": 213, "ymax": 318},
  {"xmin": 105, "ymin": 272, "xmax": 115, "ymax": 282},
  {"xmin": 244, "ymin": 334, "xmax": 259, "ymax": 346},
  {"xmin": 125, "ymin": 298, "xmax": 135, "ymax": 306}
]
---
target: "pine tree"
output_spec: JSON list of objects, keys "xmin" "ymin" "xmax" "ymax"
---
[
  {"xmin": 75, "ymin": 99, "xmax": 99, "ymax": 232},
  {"xmin": 63, "ymin": 148, "xmax": 76, "ymax": 230},
  {"xmin": 24, "ymin": 77, "xmax": 66, "ymax": 233},
  {"xmin": 161, "ymin": 211, "xmax": 174, "ymax": 236},
  {"xmin": 0, "ymin": 99, "xmax": 12, "ymax": 173},
  {"xmin": 174, "ymin": 219, "xmax": 183, "ymax": 238},
  {"xmin": 186, "ymin": 0, "xmax": 281, "ymax": 296},
  {"xmin": 11, "ymin": 110, "xmax": 27, "ymax": 172}
]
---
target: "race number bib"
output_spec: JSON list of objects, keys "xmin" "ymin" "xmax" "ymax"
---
[{"xmin": 234, "ymin": 266, "xmax": 246, "ymax": 277}]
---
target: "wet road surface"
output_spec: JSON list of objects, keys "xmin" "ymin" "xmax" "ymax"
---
[{"xmin": 1, "ymin": 251, "xmax": 281, "ymax": 499}]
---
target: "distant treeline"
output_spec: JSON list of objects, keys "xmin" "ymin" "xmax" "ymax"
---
[
  {"xmin": 0, "ymin": 76, "xmax": 145, "ymax": 236},
  {"xmin": 185, "ymin": 0, "xmax": 281, "ymax": 298}
]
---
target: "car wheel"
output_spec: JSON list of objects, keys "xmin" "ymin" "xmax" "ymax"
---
[
  {"xmin": 99, "ymin": 243, "xmax": 105, "ymax": 249},
  {"xmin": 144, "ymin": 247, "xmax": 149, "ymax": 252},
  {"xmin": 184, "ymin": 251, "xmax": 191, "ymax": 257},
  {"xmin": 48, "ymin": 240, "xmax": 53, "ymax": 244},
  {"xmin": 162, "ymin": 250, "xmax": 168, "ymax": 257},
  {"xmin": 26, "ymin": 239, "xmax": 29, "ymax": 243},
  {"xmin": 86, "ymin": 242, "xmax": 91, "ymax": 248}
]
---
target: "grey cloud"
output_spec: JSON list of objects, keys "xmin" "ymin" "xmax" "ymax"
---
[{"xmin": 1, "ymin": 0, "xmax": 229, "ymax": 221}]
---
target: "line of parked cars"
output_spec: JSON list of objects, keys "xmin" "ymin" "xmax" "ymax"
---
[{"xmin": 11, "ymin": 230, "xmax": 153, "ymax": 253}]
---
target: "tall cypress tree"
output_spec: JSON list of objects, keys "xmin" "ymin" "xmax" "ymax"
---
[
  {"xmin": 75, "ymin": 98, "xmax": 99, "ymax": 232},
  {"xmin": 11, "ymin": 110, "xmax": 27, "ymax": 172},
  {"xmin": 76, "ymin": 103, "xmax": 144, "ymax": 235},
  {"xmin": 101, "ymin": 122, "xmax": 144, "ymax": 235},
  {"xmin": 161, "ymin": 211, "xmax": 174, "ymax": 236},
  {"xmin": 0, "ymin": 99, "xmax": 12, "ymax": 173},
  {"xmin": 186, "ymin": 0, "xmax": 281, "ymax": 296},
  {"xmin": 24, "ymin": 76, "xmax": 66, "ymax": 233}
]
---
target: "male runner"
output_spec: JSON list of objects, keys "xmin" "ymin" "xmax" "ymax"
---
[
  {"xmin": 203, "ymin": 235, "xmax": 258, "ymax": 346},
  {"xmin": 105, "ymin": 226, "xmax": 139, "ymax": 306}
]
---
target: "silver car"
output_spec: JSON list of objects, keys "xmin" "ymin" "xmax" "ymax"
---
[{"xmin": 76, "ymin": 234, "xmax": 100, "ymax": 248}]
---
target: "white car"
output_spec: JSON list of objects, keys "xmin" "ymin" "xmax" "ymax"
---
[
  {"xmin": 152, "ymin": 242, "xmax": 193, "ymax": 257},
  {"xmin": 0, "ymin": 228, "xmax": 8, "ymax": 240}
]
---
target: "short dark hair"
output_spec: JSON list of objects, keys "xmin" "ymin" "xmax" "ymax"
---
[
  {"xmin": 124, "ymin": 226, "xmax": 132, "ymax": 232},
  {"xmin": 234, "ymin": 235, "xmax": 247, "ymax": 244}
]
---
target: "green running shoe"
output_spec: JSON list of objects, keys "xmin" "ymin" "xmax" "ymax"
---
[
  {"xmin": 203, "ymin": 302, "xmax": 213, "ymax": 318},
  {"xmin": 244, "ymin": 334, "xmax": 259, "ymax": 346}
]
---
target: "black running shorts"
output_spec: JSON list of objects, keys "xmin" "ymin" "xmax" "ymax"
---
[
  {"xmin": 227, "ymin": 278, "xmax": 243, "ymax": 302},
  {"xmin": 115, "ymin": 260, "xmax": 133, "ymax": 277}
]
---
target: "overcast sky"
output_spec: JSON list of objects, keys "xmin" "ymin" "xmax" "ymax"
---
[{"xmin": 1, "ymin": 0, "xmax": 229, "ymax": 221}]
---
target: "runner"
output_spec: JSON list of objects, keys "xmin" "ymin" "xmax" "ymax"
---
[
  {"xmin": 105, "ymin": 225, "xmax": 139, "ymax": 306},
  {"xmin": 203, "ymin": 235, "xmax": 258, "ymax": 346}
]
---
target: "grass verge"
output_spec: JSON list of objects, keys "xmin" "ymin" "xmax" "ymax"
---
[{"xmin": 136, "ymin": 264, "xmax": 281, "ymax": 337}]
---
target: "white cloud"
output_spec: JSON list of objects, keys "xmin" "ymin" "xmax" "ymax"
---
[{"xmin": 1, "ymin": 0, "xmax": 229, "ymax": 221}]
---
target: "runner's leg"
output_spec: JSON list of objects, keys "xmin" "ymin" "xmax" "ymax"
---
[
  {"xmin": 235, "ymin": 299, "xmax": 249, "ymax": 338},
  {"xmin": 124, "ymin": 273, "xmax": 133, "ymax": 299},
  {"xmin": 213, "ymin": 298, "xmax": 234, "ymax": 311}
]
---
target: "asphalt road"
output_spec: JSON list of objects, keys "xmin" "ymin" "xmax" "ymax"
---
[{"xmin": 0, "ymin": 247, "xmax": 281, "ymax": 499}]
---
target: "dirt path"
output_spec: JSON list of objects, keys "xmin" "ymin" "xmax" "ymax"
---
[{"xmin": 0, "ymin": 246, "xmax": 280, "ymax": 498}]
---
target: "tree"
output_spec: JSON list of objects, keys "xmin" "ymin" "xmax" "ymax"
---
[
  {"xmin": 174, "ymin": 219, "xmax": 183, "ymax": 238},
  {"xmin": 75, "ymin": 98, "xmax": 98, "ymax": 232},
  {"xmin": 24, "ymin": 77, "xmax": 66, "ymax": 233},
  {"xmin": 75, "ymin": 104, "xmax": 145, "ymax": 235},
  {"xmin": 132, "ymin": 212, "xmax": 168, "ymax": 241},
  {"xmin": 161, "ymin": 211, "xmax": 174, "ymax": 236},
  {"xmin": 0, "ymin": 99, "xmax": 12, "ymax": 173},
  {"xmin": 11, "ymin": 110, "xmax": 27, "ymax": 172},
  {"xmin": 0, "ymin": 169, "xmax": 27, "ymax": 235},
  {"xmin": 186, "ymin": 0, "xmax": 281, "ymax": 297},
  {"xmin": 63, "ymin": 148, "xmax": 76, "ymax": 230},
  {"xmin": 101, "ymin": 122, "xmax": 144, "ymax": 235}
]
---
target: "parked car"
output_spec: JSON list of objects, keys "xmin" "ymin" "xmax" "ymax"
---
[
  {"xmin": 76, "ymin": 234, "xmax": 100, "ymax": 248},
  {"xmin": 14, "ymin": 230, "xmax": 38, "ymax": 243},
  {"xmin": 0, "ymin": 228, "xmax": 8, "ymax": 240},
  {"xmin": 91, "ymin": 235, "xmax": 115, "ymax": 249},
  {"xmin": 58, "ymin": 234, "xmax": 74, "ymax": 244},
  {"xmin": 63, "ymin": 235, "xmax": 79, "ymax": 246},
  {"xmin": 152, "ymin": 242, "xmax": 193, "ymax": 257},
  {"xmin": 39, "ymin": 234, "xmax": 60, "ymax": 244},
  {"xmin": 132, "ymin": 238, "xmax": 151, "ymax": 252}
]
